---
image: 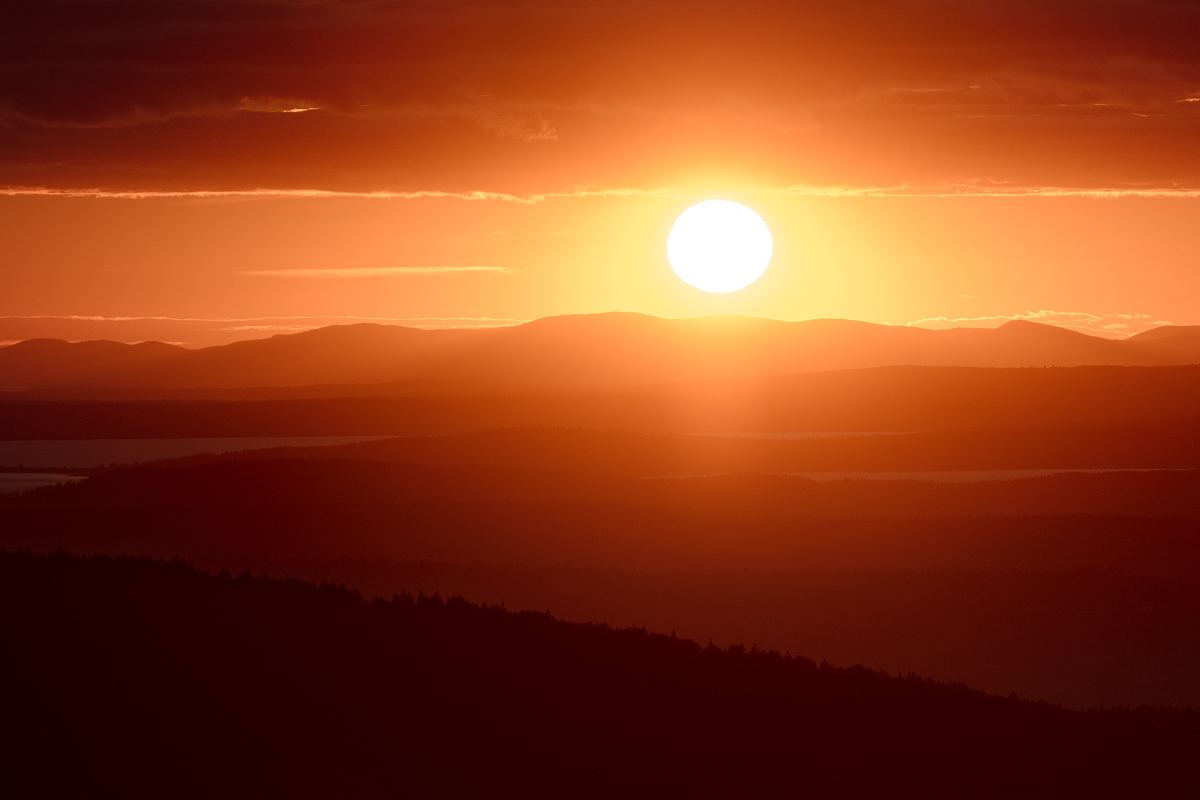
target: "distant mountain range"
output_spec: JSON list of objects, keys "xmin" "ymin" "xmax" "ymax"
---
[{"xmin": 3, "ymin": 313, "xmax": 1200, "ymax": 392}]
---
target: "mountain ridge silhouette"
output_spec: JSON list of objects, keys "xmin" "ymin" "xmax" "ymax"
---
[{"xmin": 3, "ymin": 313, "xmax": 1200, "ymax": 392}]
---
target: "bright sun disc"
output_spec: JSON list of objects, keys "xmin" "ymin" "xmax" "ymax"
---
[{"xmin": 667, "ymin": 199, "xmax": 773, "ymax": 293}]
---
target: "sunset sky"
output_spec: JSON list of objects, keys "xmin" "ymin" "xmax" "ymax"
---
[{"xmin": 3, "ymin": 0, "xmax": 1199, "ymax": 346}]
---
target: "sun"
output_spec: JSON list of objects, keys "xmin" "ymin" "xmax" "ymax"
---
[{"xmin": 667, "ymin": 199, "xmax": 773, "ymax": 294}]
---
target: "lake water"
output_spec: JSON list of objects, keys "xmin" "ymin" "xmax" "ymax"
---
[{"xmin": 0, "ymin": 436, "xmax": 390, "ymax": 469}]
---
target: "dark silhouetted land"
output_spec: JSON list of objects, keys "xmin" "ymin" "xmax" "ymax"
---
[
  {"xmin": 3, "ymin": 550, "xmax": 1197, "ymax": 799},
  {"xmin": 4, "ymin": 318, "xmax": 1200, "ymax": 717},
  {"xmin": 6, "ymin": 314, "xmax": 1200, "ymax": 395},
  {"xmin": 4, "ymin": 437, "xmax": 1200, "ymax": 708}
]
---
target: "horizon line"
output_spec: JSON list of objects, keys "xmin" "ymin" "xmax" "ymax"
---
[{"xmin": 1, "ymin": 310, "xmax": 1191, "ymax": 349}]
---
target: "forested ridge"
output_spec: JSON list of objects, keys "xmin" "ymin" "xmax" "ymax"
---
[{"xmin": 1, "ymin": 550, "xmax": 1196, "ymax": 798}]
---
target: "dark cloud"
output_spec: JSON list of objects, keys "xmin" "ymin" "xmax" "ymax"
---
[{"xmin": 2, "ymin": 0, "xmax": 1198, "ymax": 190}]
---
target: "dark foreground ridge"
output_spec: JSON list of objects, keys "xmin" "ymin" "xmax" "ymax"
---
[{"xmin": 1, "ymin": 551, "xmax": 1196, "ymax": 799}]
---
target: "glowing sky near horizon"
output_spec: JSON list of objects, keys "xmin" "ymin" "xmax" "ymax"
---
[{"xmin": 1, "ymin": 1, "xmax": 1198, "ymax": 345}]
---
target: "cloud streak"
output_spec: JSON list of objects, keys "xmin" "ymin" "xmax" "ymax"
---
[
  {"xmin": 5, "ymin": 183, "xmax": 1200, "ymax": 204},
  {"xmin": 0, "ymin": 314, "xmax": 525, "ymax": 326},
  {"xmin": 0, "ymin": 313, "xmax": 529, "ymax": 347},
  {"xmin": 238, "ymin": 266, "xmax": 515, "ymax": 279},
  {"xmin": 905, "ymin": 310, "xmax": 1181, "ymax": 338},
  {"xmin": 0, "ymin": 186, "xmax": 673, "ymax": 204}
]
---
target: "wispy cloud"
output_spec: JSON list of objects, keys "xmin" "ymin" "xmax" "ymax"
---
[
  {"xmin": 771, "ymin": 184, "xmax": 1200, "ymax": 200},
  {"xmin": 236, "ymin": 97, "xmax": 322, "ymax": 115},
  {"xmin": 0, "ymin": 96, "xmax": 330, "ymax": 129},
  {"xmin": 0, "ymin": 313, "xmax": 527, "ymax": 347},
  {"xmin": 218, "ymin": 317, "xmax": 519, "ymax": 331},
  {"xmin": 220, "ymin": 324, "xmax": 317, "ymax": 332},
  {"xmin": 6, "ymin": 183, "xmax": 1200, "ymax": 204},
  {"xmin": 237, "ymin": 266, "xmax": 514, "ymax": 279},
  {"xmin": 0, "ymin": 186, "xmax": 672, "ymax": 204},
  {"xmin": 905, "ymin": 310, "xmax": 1179, "ymax": 338},
  {"xmin": 0, "ymin": 313, "xmax": 525, "ymax": 326}
]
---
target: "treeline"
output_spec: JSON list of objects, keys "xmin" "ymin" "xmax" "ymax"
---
[
  {"xmin": 5, "ymin": 456, "xmax": 1200, "ymax": 707},
  {"xmin": 2, "ymin": 550, "xmax": 1197, "ymax": 798}
]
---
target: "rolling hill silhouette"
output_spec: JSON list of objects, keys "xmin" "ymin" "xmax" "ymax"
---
[
  {"xmin": 3, "ymin": 550, "xmax": 1197, "ymax": 799},
  {"xmin": 3, "ymin": 313, "xmax": 1200, "ymax": 393},
  {"xmin": 6, "ymin": 450, "xmax": 1200, "ymax": 708},
  {"xmin": 6, "ymin": 315, "xmax": 1200, "ymax": 713},
  {"xmin": 6, "ymin": 364, "xmax": 1200, "ymax": 438}
]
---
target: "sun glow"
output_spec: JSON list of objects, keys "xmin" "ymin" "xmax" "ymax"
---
[{"xmin": 667, "ymin": 199, "xmax": 773, "ymax": 293}]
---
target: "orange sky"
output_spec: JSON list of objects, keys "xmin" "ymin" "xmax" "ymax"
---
[{"xmin": 2, "ymin": 1, "xmax": 1198, "ymax": 345}]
